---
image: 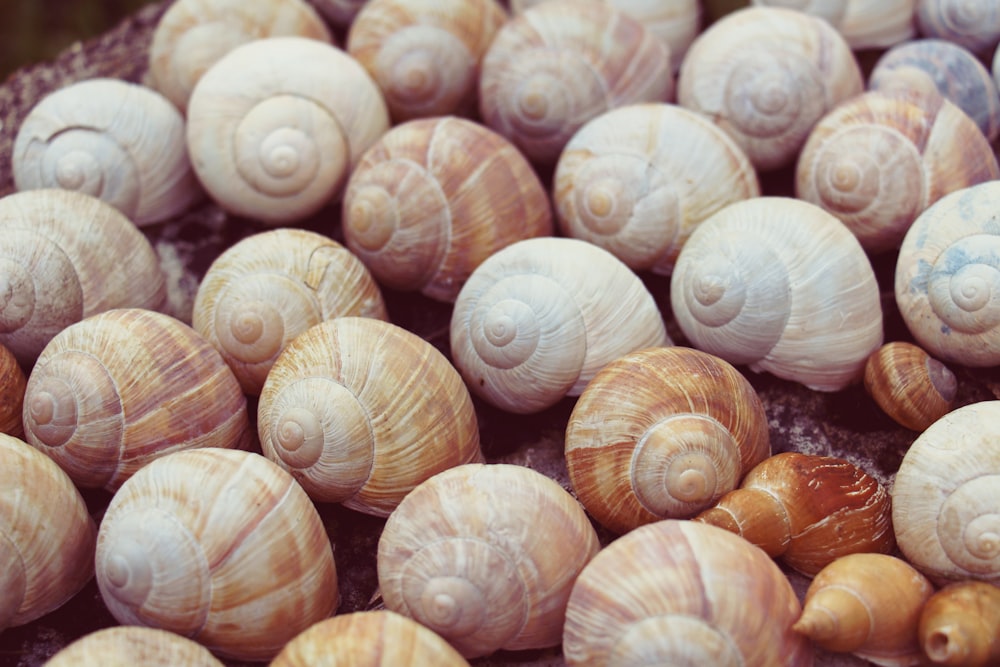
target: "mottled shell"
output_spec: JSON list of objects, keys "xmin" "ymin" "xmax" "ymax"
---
[
  {"xmin": 563, "ymin": 519, "xmax": 814, "ymax": 666},
  {"xmin": 895, "ymin": 182, "xmax": 1000, "ymax": 367},
  {"xmin": 918, "ymin": 581, "xmax": 1000, "ymax": 667},
  {"xmin": 22, "ymin": 308, "xmax": 252, "ymax": 492},
  {"xmin": 347, "ymin": 0, "xmax": 507, "ymax": 122},
  {"xmin": 671, "ymin": 196, "xmax": 884, "ymax": 392},
  {"xmin": 148, "ymin": 0, "xmax": 333, "ymax": 112},
  {"xmin": 258, "ymin": 317, "xmax": 483, "ymax": 516},
  {"xmin": 186, "ymin": 37, "xmax": 390, "ymax": 225},
  {"xmin": 192, "ymin": 228, "xmax": 388, "ymax": 395},
  {"xmin": 377, "ymin": 463, "xmax": 601, "ymax": 658},
  {"xmin": 554, "ymin": 103, "xmax": 760, "ymax": 275},
  {"xmin": 695, "ymin": 452, "xmax": 896, "ymax": 576},
  {"xmin": 0, "ymin": 189, "xmax": 167, "ymax": 369},
  {"xmin": 0, "ymin": 343, "xmax": 26, "ymax": 438},
  {"xmin": 565, "ymin": 346, "xmax": 771, "ymax": 534},
  {"xmin": 750, "ymin": 0, "xmax": 916, "ymax": 49},
  {"xmin": 892, "ymin": 400, "xmax": 1000, "ymax": 586},
  {"xmin": 272, "ymin": 610, "xmax": 471, "ymax": 667},
  {"xmin": 916, "ymin": 0, "xmax": 1000, "ymax": 57},
  {"xmin": 870, "ymin": 39, "xmax": 1000, "ymax": 143},
  {"xmin": 342, "ymin": 116, "xmax": 553, "ymax": 302},
  {"xmin": 0, "ymin": 433, "xmax": 96, "ymax": 632},
  {"xmin": 310, "ymin": 0, "xmax": 367, "ymax": 26},
  {"xmin": 678, "ymin": 6, "xmax": 864, "ymax": 171},
  {"xmin": 864, "ymin": 341, "xmax": 958, "ymax": 432},
  {"xmin": 794, "ymin": 553, "xmax": 936, "ymax": 667},
  {"xmin": 450, "ymin": 237, "xmax": 670, "ymax": 414},
  {"xmin": 795, "ymin": 89, "xmax": 999, "ymax": 254},
  {"xmin": 43, "ymin": 626, "xmax": 224, "ymax": 667},
  {"xmin": 95, "ymin": 448, "xmax": 337, "ymax": 662},
  {"xmin": 479, "ymin": 0, "xmax": 673, "ymax": 165},
  {"xmin": 12, "ymin": 78, "xmax": 202, "ymax": 226}
]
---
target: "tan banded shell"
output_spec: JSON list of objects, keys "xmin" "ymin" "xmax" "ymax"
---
[
  {"xmin": 863, "ymin": 341, "xmax": 957, "ymax": 432},
  {"xmin": 43, "ymin": 626, "xmax": 225, "ymax": 667}
]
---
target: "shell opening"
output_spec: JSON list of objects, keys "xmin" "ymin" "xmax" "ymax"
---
[
  {"xmin": 0, "ymin": 259, "xmax": 35, "ymax": 332},
  {"xmin": 25, "ymin": 377, "xmax": 77, "ymax": 447},
  {"xmin": 926, "ymin": 357, "xmax": 959, "ymax": 403},
  {"xmin": 924, "ymin": 626, "xmax": 968, "ymax": 663}
]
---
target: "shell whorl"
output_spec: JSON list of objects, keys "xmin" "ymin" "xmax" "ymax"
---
[
  {"xmin": 750, "ymin": 0, "xmax": 916, "ymax": 50},
  {"xmin": 916, "ymin": 0, "xmax": 1000, "ymax": 57}
]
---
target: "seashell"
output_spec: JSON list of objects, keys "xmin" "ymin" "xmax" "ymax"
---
[
  {"xmin": 449, "ymin": 236, "xmax": 670, "ymax": 414},
  {"xmin": 258, "ymin": 317, "xmax": 483, "ymax": 516},
  {"xmin": 0, "ymin": 189, "xmax": 167, "ymax": 369},
  {"xmin": 186, "ymin": 36, "xmax": 390, "ymax": 225},
  {"xmin": 0, "ymin": 433, "xmax": 96, "ymax": 633},
  {"xmin": 346, "ymin": 0, "xmax": 507, "ymax": 122},
  {"xmin": 271, "ymin": 610, "xmax": 471, "ymax": 667},
  {"xmin": 895, "ymin": 181, "xmax": 1000, "ymax": 367},
  {"xmin": 793, "ymin": 552, "xmax": 936, "ymax": 667},
  {"xmin": 918, "ymin": 580, "xmax": 1000, "ymax": 666},
  {"xmin": 677, "ymin": 6, "xmax": 864, "ymax": 171},
  {"xmin": 0, "ymin": 343, "xmax": 26, "ymax": 438},
  {"xmin": 377, "ymin": 462, "xmax": 601, "ymax": 658},
  {"xmin": 892, "ymin": 400, "xmax": 1000, "ymax": 586},
  {"xmin": 12, "ymin": 78, "xmax": 202, "ymax": 226},
  {"xmin": 864, "ymin": 341, "xmax": 958, "ymax": 432},
  {"xmin": 43, "ymin": 626, "xmax": 224, "ymax": 667},
  {"xmin": 192, "ymin": 228, "xmax": 388, "ymax": 395},
  {"xmin": 22, "ymin": 308, "xmax": 252, "ymax": 492},
  {"xmin": 342, "ymin": 116, "xmax": 553, "ymax": 302},
  {"xmin": 795, "ymin": 88, "xmax": 1000, "ymax": 254},
  {"xmin": 869, "ymin": 38, "xmax": 1000, "ymax": 143},
  {"xmin": 478, "ymin": 0, "xmax": 673, "ymax": 165},
  {"xmin": 694, "ymin": 451, "xmax": 896, "ymax": 576},
  {"xmin": 553, "ymin": 102, "xmax": 760, "ymax": 275},
  {"xmin": 916, "ymin": 0, "xmax": 1000, "ymax": 57},
  {"xmin": 750, "ymin": 0, "xmax": 917, "ymax": 50},
  {"xmin": 95, "ymin": 447, "xmax": 338, "ymax": 662},
  {"xmin": 670, "ymin": 196, "xmax": 884, "ymax": 392},
  {"xmin": 563, "ymin": 519, "xmax": 814, "ymax": 666},
  {"xmin": 309, "ymin": 0, "xmax": 367, "ymax": 27},
  {"xmin": 564, "ymin": 345, "xmax": 771, "ymax": 534}
]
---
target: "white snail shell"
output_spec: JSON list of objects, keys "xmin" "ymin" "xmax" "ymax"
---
[
  {"xmin": 186, "ymin": 36, "xmax": 390, "ymax": 225},
  {"xmin": 12, "ymin": 78, "xmax": 202, "ymax": 226},
  {"xmin": 916, "ymin": 0, "xmax": 1000, "ymax": 57},
  {"xmin": 43, "ymin": 626, "xmax": 225, "ymax": 667},
  {"xmin": 750, "ymin": 0, "xmax": 917, "ymax": 50},
  {"xmin": 671, "ymin": 196, "xmax": 884, "ymax": 392}
]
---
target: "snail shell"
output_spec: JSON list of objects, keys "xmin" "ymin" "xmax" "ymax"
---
[
  {"xmin": 553, "ymin": 102, "xmax": 760, "ymax": 275},
  {"xmin": 258, "ymin": 317, "xmax": 483, "ymax": 516},
  {"xmin": 346, "ymin": 0, "xmax": 507, "ymax": 122},
  {"xmin": 794, "ymin": 553, "xmax": 936, "ymax": 667},
  {"xmin": 563, "ymin": 519, "xmax": 814, "ymax": 666},
  {"xmin": 565, "ymin": 346, "xmax": 771, "ymax": 534},
  {"xmin": 186, "ymin": 36, "xmax": 390, "ymax": 225},
  {"xmin": 892, "ymin": 400, "xmax": 1000, "ymax": 586},
  {"xmin": 22, "ymin": 308, "xmax": 252, "ymax": 492},
  {"xmin": 749, "ymin": 0, "xmax": 917, "ymax": 50},
  {"xmin": 95, "ymin": 447, "xmax": 338, "ymax": 662},
  {"xmin": 670, "ymin": 196, "xmax": 884, "ymax": 392},
  {"xmin": 271, "ymin": 610, "xmax": 471, "ymax": 667},
  {"xmin": 677, "ymin": 6, "xmax": 864, "ymax": 171},
  {"xmin": 43, "ymin": 626, "xmax": 224, "ymax": 667},
  {"xmin": 0, "ymin": 432, "xmax": 96, "ymax": 632},
  {"xmin": 12, "ymin": 78, "xmax": 202, "ymax": 226},
  {"xmin": 377, "ymin": 463, "xmax": 601, "ymax": 658},
  {"xmin": 192, "ymin": 228, "xmax": 388, "ymax": 395},
  {"xmin": 147, "ymin": 0, "xmax": 333, "ymax": 112},
  {"xmin": 864, "ymin": 341, "xmax": 958, "ymax": 432},
  {"xmin": 449, "ymin": 236, "xmax": 670, "ymax": 414},
  {"xmin": 895, "ymin": 181, "xmax": 1000, "ymax": 367},
  {"xmin": 795, "ymin": 88, "xmax": 1000, "ymax": 254},
  {"xmin": 478, "ymin": 0, "xmax": 673, "ymax": 165},
  {"xmin": 916, "ymin": 0, "xmax": 1000, "ymax": 57},
  {"xmin": 342, "ymin": 116, "xmax": 553, "ymax": 302},
  {"xmin": 918, "ymin": 581, "xmax": 1000, "ymax": 667},
  {"xmin": 0, "ymin": 189, "xmax": 167, "ymax": 369},
  {"xmin": 0, "ymin": 343, "xmax": 26, "ymax": 437},
  {"xmin": 695, "ymin": 451, "xmax": 896, "ymax": 576}
]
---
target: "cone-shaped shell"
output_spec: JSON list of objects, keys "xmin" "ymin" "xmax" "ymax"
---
[
  {"xmin": 750, "ymin": 0, "xmax": 916, "ymax": 50},
  {"xmin": 864, "ymin": 341, "xmax": 958, "ymax": 432},
  {"xmin": 43, "ymin": 626, "xmax": 224, "ymax": 667},
  {"xmin": 919, "ymin": 581, "xmax": 1000, "ymax": 667},
  {"xmin": 0, "ymin": 343, "xmax": 26, "ymax": 437}
]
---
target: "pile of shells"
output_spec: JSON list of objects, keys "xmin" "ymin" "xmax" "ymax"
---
[{"xmin": 3, "ymin": 0, "xmax": 1000, "ymax": 665}]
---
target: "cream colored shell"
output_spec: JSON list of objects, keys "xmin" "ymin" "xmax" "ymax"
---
[
  {"xmin": 43, "ymin": 626, "xmax": 224, "ymax": 667},
  {"xmin": 554, "ymin": 102, "xmax": 760, "ymax": 275},
  {"xmin": 671, "ymin": 196, "xmax": 884, "ymax": 392},
  {"xmin": 95, "ymin": 447, "xmax": 338, "ymax": 662},
  {"xmin": 377, "ymin": 463, "xmax": 601, "ymax": 658},
  {"xmin": 916, "ymin": 0, "xmax": 1000, "ymax": 57},
  {"xmin": 678, "ymin": 6, "xmax": 864, "ymax": 171},
  {"xmin": 0, "ymin": 189, "xmax": 167, "ymax": 369},
  {"xmin": 450, "ymin": 236, "xmax": 670, "ymax": 414},
  {"xmin": 750, "ymin": 0, "xmax": 916, "ymax": 49},
  {"xmin": 12, "ymin": 78, "xmax": 202, "ymax": 226},
  {"xmin": 186, "ymin": 36, "xmax": 390, "ymax": 225},
  {"xmin": 563, "ymin": 519, "xmax": 814, "ymax": 666},
  {"xmin": 192, "ymin": 228, "xmax": 388, "ymax": 395},
  {"xmin": 342, "ymin": 116, "xmax": 553, "ymax": 302}
]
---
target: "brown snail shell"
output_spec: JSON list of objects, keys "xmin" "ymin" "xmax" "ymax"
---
[
  {"xmin": 43, "ymin": 626, "xmax": 224, "ymax": 667},
  {"xmin": 565, "ymin": 345, "xmax": 771, "ymax": 534},
  {"xmin": 916, "ymin": 0, "xmax": 1000, "ymax": 57},
  {"xmin": 864, "ymin": 341, "xmax": 958, "ymax": 432},
  {"xmin": 919, "ymin": 581, "xmax": 1000, "ymax": 666},
  {"xmin": 0, "ymin": 343, "xmax": 26, "ymax": 438},
  {"xmin": 694, "ymin": 451, "xmax": 896, "ymax": 576}
]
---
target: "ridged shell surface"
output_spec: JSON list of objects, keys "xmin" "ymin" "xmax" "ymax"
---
[
  {"xmin": 750, "ymin": 0, "xmax": 916, "ymax": 49},
  {"xmin": 916, "ymin": 0, "xmax": 1000, "ymax": 56},
  {"xmin": 43, "ymin": 626, "xmax": 225, "ymax": 667}
]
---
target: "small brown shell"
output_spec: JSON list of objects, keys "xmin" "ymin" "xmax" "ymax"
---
[
  {"xmin": 43, "ymin": 626, "xmax": 225, "ymax": 667},
  {"xmin": 864, "ymin": 341, "xmax": 958, "ymax": 431},
  {"xmin": 0, "ymin": 343, "xmax": 26, "ymax": 437},
  {"xmin": 919, "ymin": 581, "xmax": 1000, "ymax": 667}
]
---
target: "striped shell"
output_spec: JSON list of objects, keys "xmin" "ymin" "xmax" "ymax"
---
[
  {"xmin": 916, "ymin": 0, "xmax": 1000, "ymax": 57},
  {"xmin": 750, "ymin": 0, "xmax": 917, "ymax": 49}
]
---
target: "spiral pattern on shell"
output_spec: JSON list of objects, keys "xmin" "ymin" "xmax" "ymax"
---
[
  {"xmin": 916, "ymin": 0, "xmax": 1000, "ymax": 56},
  {"xmin": 864, "ymin": 341, "xmax": 958, "ymax": 432}
]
